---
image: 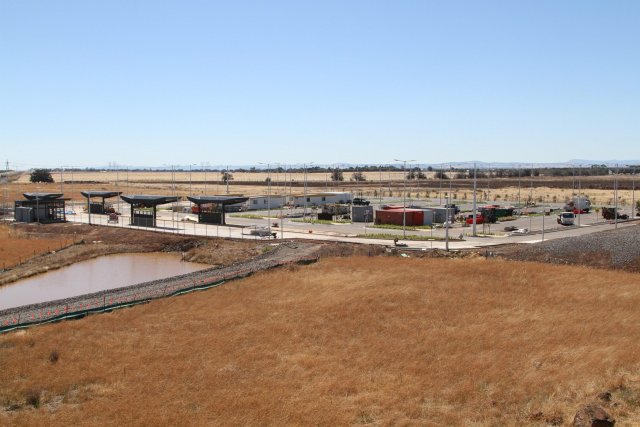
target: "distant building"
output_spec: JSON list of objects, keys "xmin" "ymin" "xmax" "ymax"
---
[{"xmin": 289, "ymin": 192, "xmax": 352, "ymax": 207}]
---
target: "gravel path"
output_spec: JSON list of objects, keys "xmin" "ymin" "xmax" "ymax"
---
[
  {"xmin": 0, "ymin": 242, "xmax": 321, "ymax": 332},
  {"xmin": 493, "ymin": 224, "xmax": 640, "ymax": 271}
]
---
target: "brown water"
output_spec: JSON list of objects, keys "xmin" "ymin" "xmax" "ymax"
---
[{"xmin": 0, "ymin": 253, "xmax": 209, "ymax": 310}]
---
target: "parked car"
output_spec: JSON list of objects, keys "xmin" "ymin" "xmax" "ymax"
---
[
  {"xmin": 352, "ymin": 198, "xmax": 370, "ymax": 206},
  {"xmin": 465, "ymin": 214, "xmax": 485, "ymax": 225},
  {"xmin": 557, "ymin": 211, "xmax": 575, "ymax": 226}
]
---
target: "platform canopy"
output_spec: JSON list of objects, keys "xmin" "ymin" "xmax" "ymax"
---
[
  {"xmin": 22, "ymin": 192, "xmax": 64, "ymax": 201},
  {"xmin": 80, "ymin": 191, "xmax": 122, "ymax": 199},
  {"xmin": 187, "ymin": 195, "xmax": 248, "ymax": 205},
  {"xmin": 120, "ymin": 195, "xmax": 179, "ymax": 207}
]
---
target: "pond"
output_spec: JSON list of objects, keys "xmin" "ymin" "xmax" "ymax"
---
[{"xmin": 0, "ymin": 253, "xmax": 209, "ymax": 310}]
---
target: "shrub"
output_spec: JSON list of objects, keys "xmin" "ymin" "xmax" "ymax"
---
[
  {"xmin": 25, "ymin": 389, "xmax": 40, "ymax": 408},
  {"xmin": 30, "ymin": 169, "xmax": 54, "ymax": 183}
]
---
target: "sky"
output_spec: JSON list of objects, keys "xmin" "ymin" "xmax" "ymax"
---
[{"xmin": 1, "ymin": 1, "xmax": 639, "ymax": 169}]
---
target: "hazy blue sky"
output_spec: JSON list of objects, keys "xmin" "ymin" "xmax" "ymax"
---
[{"xmin": 2, "ymin": 1, "xmax": 639, "ymax": 168}]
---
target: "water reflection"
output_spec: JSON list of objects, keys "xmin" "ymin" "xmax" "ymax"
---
[{"xmin": 0, "ymin": 253, "xmax": 208, "ymax": 310}]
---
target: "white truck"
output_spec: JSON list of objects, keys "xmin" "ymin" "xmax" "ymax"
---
[{"xmin": 563, "ymin": 196, "xmax": 591, "ymax": 213}]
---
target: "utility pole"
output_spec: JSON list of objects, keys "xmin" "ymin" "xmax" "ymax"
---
[
  {"xmin": 632, "ymin": 166, "xmax": 636, "ymax": 220},
  {"xmin": 615, "ymin": 164, "xmax": 619, "ymax": 229},
  {"xmin": 394, "ymin": 158, "xmax": 415, "ymax": 239},
  {"xmin": 577, "ymin": 164, "xmax": 582, "ymax": 227},
  {"xmin": 472, "ymin": 162, "xmax": 477, "ymax": 236},
  {"xmin": 259, "ymin": 162, "xmax": 272, "ymax": 237},
  {"xmin": 379, "ymin": 165, "xmax": 383, "ymax": 204}
]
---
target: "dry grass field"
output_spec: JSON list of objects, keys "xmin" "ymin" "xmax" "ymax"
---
[
  {"xmin": 0, "ymin": 223, "xmax": 266, "ymax": 286},
  {"xmin": 0, "ymin": 224, "xmax": 72, "ymax": 270},
  {"xmin": 6, "ymin": 170, "xmax": 637, "ymax": 208},
  {"xmin": 2, "ymin": 256, "xmax": 640, "ymax": 425}
]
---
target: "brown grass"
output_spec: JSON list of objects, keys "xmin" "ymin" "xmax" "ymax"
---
[
  {"xmin": 2, "ymin": 256, "xmax": 640, "ymax": 425},
  {"xmin": 0, "ymin": 223, "xmax": 266, "ymax": 286},
  {"xmin": 7, "ymin": 171, "xmax": 637, "ymax": 207},
  {"xmin": 0, "ymin": 224, "xmax": 72, "ymax": 270}
]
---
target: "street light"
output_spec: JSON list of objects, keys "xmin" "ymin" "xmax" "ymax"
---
[
  {"xmin": 303, "ymin": 162, "xmax": 314, "ymax": 221},
  {"xmin": 394, "ymin": 158, "xmax": 415, "ymax": 239},
  {"xmin": 259, "ymin": 162, "xmax": 272, "ymax": 238},
  {"xmin": 271, "ymin": 163, "xmax": 285, "ymax": 239}
]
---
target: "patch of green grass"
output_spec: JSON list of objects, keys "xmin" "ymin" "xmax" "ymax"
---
[
  {"xmin": 291, "ymin": 219, "xmax": 351, "ymax": 224},
  {"xmin": 231, "ymin": 214, "xmax": 267, "ymax": 220},
  {"xmin": 370, "ymin": 223, "xmax": 432, "ymax": 231},
  {"xmin": 357, "ymin": 233, "xmax": 463, "ymax": 241}
]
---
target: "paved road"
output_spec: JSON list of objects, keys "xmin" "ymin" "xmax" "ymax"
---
[{"xmin": 66, "ymin": 207, "xmax": 640, "ymax": 251}]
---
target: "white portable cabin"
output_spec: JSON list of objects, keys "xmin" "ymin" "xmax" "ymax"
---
[
  {"xmin": 243, "ymin": 195, "xmax": 286, "ymax": 211},
  {"xmin": 289, "ymin": 192, "xmax": 352, "ymax": 207}
]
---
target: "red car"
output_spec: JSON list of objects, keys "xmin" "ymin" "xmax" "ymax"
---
[{"xmin": 465, "ymin": 214, "xmax": 485, "ymax": 225}]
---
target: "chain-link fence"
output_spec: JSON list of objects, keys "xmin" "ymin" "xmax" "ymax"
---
[{"xmin": 0, "ymin": 244, "xmax": 319, "ymax": 333}]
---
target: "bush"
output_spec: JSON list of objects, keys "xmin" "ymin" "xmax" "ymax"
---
[
  {"xmin": 30, "ymin": 169, "xmax": 54, "ymax": 183},
  {"xmin": 25, "ymin": 389, "xmax": 40, "ymax": 408}
]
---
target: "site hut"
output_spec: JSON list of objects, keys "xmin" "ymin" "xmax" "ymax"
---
[
  {"xmin": 289, "ymin": 191, "xmax": 352, "ymax": 207},
  {"xmin": 120, "ymin": 195, "xmax": 180, "ymax": 228},
  {"xmin": 186, "ymin": 196, "xmax": 248, "ymax": 224},
  {"xmin": 14, "ymin": 192, "xmax": 68, "ymax": 223},
  {"xmin": 351, "ymin": 205, "xmax": 374, "ymax": 222},
  {"xmin": 243, "ymin": 195, "xmax": 286, "ymax": 211},
  {"xmin": 80, "ymin": 191, "xmax": 122, "ymax": 214},
  {"xmin": 431, "ymin": 207, "xmax": 454, "ymax": 224}
]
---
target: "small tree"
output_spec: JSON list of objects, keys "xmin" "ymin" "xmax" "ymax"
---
[
  {"xmin": 434, "ymin": 171, "xmax": 448, "ymax": 180},
  {"xmin": 221, "ymin": 171, "xmax": 233, "ymax": 182},
  {"xmin": 351, "ymin": 171, "xmax": 366, "ymax": 182},
  {"xmin": 30, "ymin": 169, "xmax": 54, "ymax": 183},
  {"xmin": 331, "ymin": 169, "xmax": 344, "ymax": 182}
]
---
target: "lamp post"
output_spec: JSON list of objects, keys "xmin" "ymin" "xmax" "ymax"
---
[
  {"xmin": 259, "ymin": 162, "xmax": 272, "ymax": 238},
  {"xmin": 615, "ymin": 164, "xmax": 619, "ymax": 229},
  {"xmin": 472, "ymin": 162, "xmax": 477, "ymax": 237},
  {"xmin": 202, "ymin": 162, "xmax": 208, "ymax": 195},
  {"xmin": 303, "ymin": 162, "xmax": 314, "ymax": 221},
  {"xmin": 394, "ymin": 158, "xmax": 415, "ymax": 239},
  {"xmin": 271, "ymin": 163, "xmax": 285, "ymax": 239},
  {"xmin": 632, "ymin": 166, "xmax": 636, "ymax": 220}
]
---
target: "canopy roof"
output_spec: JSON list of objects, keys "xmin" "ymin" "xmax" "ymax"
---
[
  {"xmin": 22, "ymin": 192, "xmax": 64, "ymax": 201},
  {"xmin": 81, "ymin": 191, "xmax": 122, "ymax": 199},
  {"xmin": 120, "ymin": 195, "xmax": 180, "ymax": 207},
  {"xmin": 187, "ymin": 196, "xmax": 248, "ymax": 205}
]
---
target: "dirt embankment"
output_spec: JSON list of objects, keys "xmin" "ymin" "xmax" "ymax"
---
[{"xmin": 0, "ymin": 223, "xmax": 270, "ymax": 287}]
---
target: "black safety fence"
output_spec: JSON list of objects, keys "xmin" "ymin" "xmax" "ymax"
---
[{"xmin": 0, "ymin": 250, "xmax": 319, "ymax": 333}]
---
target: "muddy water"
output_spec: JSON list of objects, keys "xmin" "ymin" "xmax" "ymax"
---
[{"xmin": 0, "ymin": 253, "xmax": 209, "ymax": 310}]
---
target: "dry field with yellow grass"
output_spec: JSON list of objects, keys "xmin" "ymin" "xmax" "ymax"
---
[
  {"xmin": 6, "ymin": 170, "xmax": 637, "ymax": 206},
  {"xmin": 2, "ymin": 256, "xmax": 640, "ymax": 425},
  {"xmin": 0, "ymin": 224, "xmax": 72, "ymax": 270},
  {"xmin": 0, "ymin": 223, "xmax": 267, "ymax": 287}
]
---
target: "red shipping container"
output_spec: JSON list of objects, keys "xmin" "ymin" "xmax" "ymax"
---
[{"xmin": 375, "ymin": 208, "xmax": 424, "ymax": 226}]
